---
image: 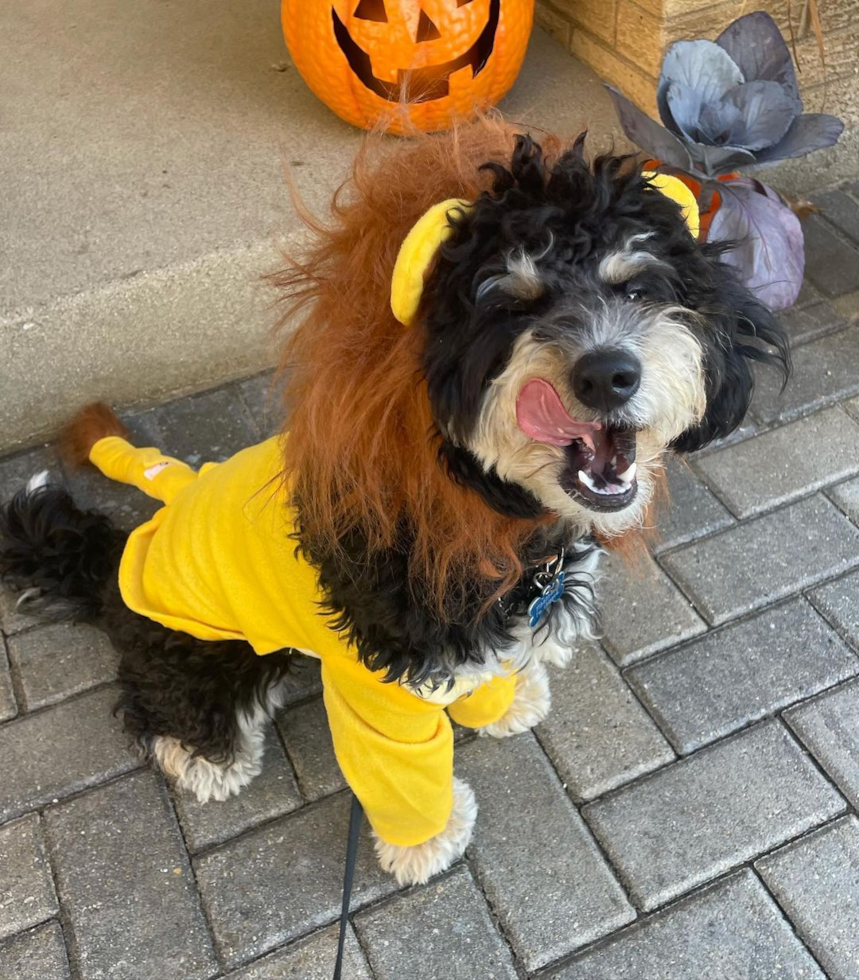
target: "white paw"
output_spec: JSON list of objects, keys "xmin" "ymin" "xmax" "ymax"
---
[
  {"xmin": 373, "ymin": 777, "xmax": 477, "ymax": 886},
  {"xmin": 530, "ymin": 637, "xmax": 575, "ymax": 669},
  {"xmin": 480, "ymin": 660, "xmax": 551, "ymax": 738},
  {"xmin": 152, "ymin": 735, "xmax": 263, "ymax": 803}
]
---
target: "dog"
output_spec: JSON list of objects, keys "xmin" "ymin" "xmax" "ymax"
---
[{"xmin": 0, "ymin": 119, "xmax": 787, "ymax": 886}]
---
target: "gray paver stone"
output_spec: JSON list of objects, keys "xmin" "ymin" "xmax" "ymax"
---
[
  {"xmin": 752, "ymin": 324, "xmax": 859, "ymax": 423},
  {"xmin": 8, "ymin": 623, "xmax": 118, "ymax": 711},
  {"xmin": 278, "ymin": 697, "xmax": 346, "ymax": 801},
  {"xmin": 845, "ymin": 395, "xmax": 859, "ymax": 423},
  {"xmin": 810, "ymin": 567, "xmax": 859, "ymax": 648},
  {"xmin": 537, "ymin": 647, "xmax": 674, "ymax": 800},
  {"xmin": 0, "ymin": 923, "xmax": 71, "ymax": 980},
  {"xmin": 459, "ymin": 733, "xmax": 635, "ymax": 972},
  {"xmin": 652, "ymin": 456, "xmax": 733, "ymax": 553},
  {"xmin": 280, "ymin": 654, "xmax": 323, "ymax": 704},
  {"xmin": 598, "ymin": 554, "xmax": 706, "ymax": 666},
  {"xmin": 828, "ymin": 476, "xmax": 859, "ymax": 525},
  {"xmin": 695, "ymin": 419, "xmax": 758, "ymax": 455},
  {"xmin": 45, "ymin": 770, "xmax": 217, "ymax": 980},
  {"xmin": 786, "ymin": 679, "xmax": 859, "ymax": 808},
  {"xmin": 628, "ymin": 599, "xmax": 858, "ymax": 753},
  {"xmin": 194, "ymin": 791, "xmax": 398, "ymax": 969},
  {"xmin": 695, "ymin": 406, "xmax": 859, "ymax": 518},
  {"xmin": 0, "ymin": 685, "xmax": 140, "ymax": 822},
  {"xmin": 0, "ymin": 446, "xmax": 63, "ymax": 504},
  {"xmin": 151, "ymin": 386, "xmax": 257, "ymax": 465},
  {"xmin": 757, "ymin": 816, "xmax": 859, "ymax": 980},
  {"xmin": 660, "ymin": 495, "xmax": 859, "ymax": 625},
  {"xmin": 802, "ymin": 215, "xmax": 859, "ymax": 298},
  {"xmin": 224, "ymin": 924, "xmax": 371, "ymax": 980},
  {"xmin": 779, "ymin": 300, "xmax": 848, "ymax": 346},
  {"xmin": 0, "ymin": 642, "xmax": 17, "ymax": 722},
  {"xmin": 238, "ymin": 371, "xmax": 283, "ymax": 440},
  {"xmin": 556, "ymin": 870, "xmax": 825, "ymax": 980},
  {"xmin": 173, "ymin": 728, "xmax": 303, "ymax": 852},
  {"xmin": 0, "ymin": 585, "xmax": 39, "ymax": 636},
  {"xmin": 810, "ymin": 188, "xmax": 859, "ymax": 245},
  {"xmin": 794, "ymin": 279, "xmax": 823, "ymax": 308},
  {"xmin": 0, "ymin": 814, "xmax": 57, "ymax": 941},
  {"xmin": 63, "ymin": 467, "xmax": 161, "ymax": 534},
  {"xmin": 583, "ymin": 721, "xmax": 845, "ymax": 910},
  {"xmin": 356, "ymin": 864, "xmax": 518, "ymax": 980}
]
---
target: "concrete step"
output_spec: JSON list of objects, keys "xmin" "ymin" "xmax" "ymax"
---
[{"xmin": 0, "ymin": 0, "xmax": 628, "ymax": 452}]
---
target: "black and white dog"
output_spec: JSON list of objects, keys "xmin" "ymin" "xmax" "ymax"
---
[{"xmin": 0, "ymin": 123, "xmax": 788, "ymax": 883}]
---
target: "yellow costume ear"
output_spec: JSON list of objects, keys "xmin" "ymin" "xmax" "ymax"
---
[
  {"xmin": 642, "ymin": 170, "xmax": 700, "ymax": 240},
  {"xmin": 390, "ymin": 198, "xmax": 472, "ymax": 326}
]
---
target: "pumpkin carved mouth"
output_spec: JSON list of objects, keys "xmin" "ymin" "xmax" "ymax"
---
[{"xmin": 332, "ymin": 0, "xmax": 500, "ymax": 103}]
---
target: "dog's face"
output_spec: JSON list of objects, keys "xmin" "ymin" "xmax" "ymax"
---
[{"xmin": 423, "ymin": 136, "xmax": 787, "ymax": 536}]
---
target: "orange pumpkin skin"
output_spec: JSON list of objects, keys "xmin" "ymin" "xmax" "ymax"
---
[{"xmin": 282, "ymin": 0, "xmax": 534, "ymax": 134}]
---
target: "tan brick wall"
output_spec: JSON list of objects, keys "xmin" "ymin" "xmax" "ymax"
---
[{"xmin": 537, "ymin": 0, "xmax": 858, "ymax": 112}]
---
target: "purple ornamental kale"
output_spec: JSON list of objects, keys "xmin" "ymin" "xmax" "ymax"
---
[{"xmin": 605, "ymin": 11, "xmax": 843, "ymax": 310}]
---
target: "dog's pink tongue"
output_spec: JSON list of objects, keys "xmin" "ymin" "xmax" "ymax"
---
[{"xmin": 516, "ymin": 378, "xmax": 602, "ymax": 447}]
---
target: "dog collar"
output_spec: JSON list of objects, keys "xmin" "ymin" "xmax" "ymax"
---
[{"xmin": 497, "ymin": 549, "xmax": 567, "ymax": 628}]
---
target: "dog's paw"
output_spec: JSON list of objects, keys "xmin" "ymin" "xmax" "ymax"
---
[
  {"xmin": 152, "ymin": 735, "xmax": 263, "ymax": 803},
  {"xmin": 480, "ymin": 660, "xmax": 550, "ymax": 738},
  {"xmin": 530, "ymin": 637, "xmax": 575, "ymax": 669},
  {"xmin": 373, "ymin": 777, "xmax": 477, "ymax": 886}
]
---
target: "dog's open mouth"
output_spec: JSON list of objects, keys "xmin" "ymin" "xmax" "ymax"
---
[
  {"xmin": 560, "ymin": 426, "xmax": 637, "ymax": 510},
  {"xmin": 516, "ymin": 378, "xmax": 638, "ymax": 512}
]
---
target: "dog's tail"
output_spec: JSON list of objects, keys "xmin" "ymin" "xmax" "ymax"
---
[
  {"xmin": 58, "ymin": 401, "xmax": 131, "ymax": 467},
  {"xmin": 0, "ymin": 403, "xmax": 129, "ymax": 624}
]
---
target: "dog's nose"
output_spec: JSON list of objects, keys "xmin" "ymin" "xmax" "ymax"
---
[{"xmin": 572, "ymin": 349, "xmax": 642, "ymax": 413}]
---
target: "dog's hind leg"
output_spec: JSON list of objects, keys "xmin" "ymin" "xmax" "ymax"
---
[{"xmin": 103, "ymin": 595, "xmax": 295, "ymax": 802}]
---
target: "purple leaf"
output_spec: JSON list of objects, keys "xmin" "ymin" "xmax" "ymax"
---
[
  {"xmin": 666, "ymin": 81, "xmax": 718, "ymax": 143},
  {"xmin": 604, "ymin": 86, "xmax": 693, "ymax": 171},
  {"xmin": 685, "ymin": 141, "xmax": 756, "ymax": 178},
  {"xmin": 709, "ymin": 179, "xmax": 804, "ymax": 310},
  {"xmin": 752, "ymin": 113, "xmax": 845, "ymax": 165},
  {"xmin": 697, "ymin": 97, "xmax": 745, "ymax": 146},
  {"xmin": 720, "ymin": 80, "xmax": 796, "ymax": 150},
  {"xmin": 716, "ymin": 11, "xmax": 801, "ymax": 112},
  {"xmin": 658, "ymin": 40, "xmax": 743, "ymax": 132},
  {"xmin": 661, "ymin": 40, "xmax": 745, "ymax": 100}
]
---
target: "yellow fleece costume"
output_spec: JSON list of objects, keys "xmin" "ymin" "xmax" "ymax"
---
[{"xmin": 89, "ymin": 435, "xmax": 518, "ymax": 846}]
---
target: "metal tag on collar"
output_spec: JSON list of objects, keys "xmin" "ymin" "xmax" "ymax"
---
[{"xmin": 528, "ymin": 549, "xmax": 566, "ymax": 629}]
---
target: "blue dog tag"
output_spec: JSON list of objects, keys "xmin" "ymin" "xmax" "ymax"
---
[{"xmin": 528, "ymin": 569, "xmax": 566, "ymax": 629}]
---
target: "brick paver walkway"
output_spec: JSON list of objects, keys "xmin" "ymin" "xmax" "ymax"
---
[{"xmin": 2, "ymin": 183, "xmax": 859, "ymax": 980}]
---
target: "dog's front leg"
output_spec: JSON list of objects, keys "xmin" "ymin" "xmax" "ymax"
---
[
  {"xmin": 479, "ymin": 660, "xmax": 551, "ymax": 737},
  {"xmin": 373, "ymin": 777, "xmax": 477, "ymax": 886},
  {"xmin": 321, "ymin": 659, "xmax": 477, "ymax": 886},
  {"xmin": 446, "ymin": 660, "xmax": 551, "ymax": 738}
]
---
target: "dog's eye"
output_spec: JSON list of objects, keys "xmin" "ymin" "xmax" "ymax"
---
[{"xmin": 624, "ymin": 283, "xmax": 646, "ymax": 302}]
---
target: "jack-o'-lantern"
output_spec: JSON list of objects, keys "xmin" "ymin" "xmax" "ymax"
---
[{"xmin": 282, "ymin": 0, "xmax": 534, "ymax": 134}]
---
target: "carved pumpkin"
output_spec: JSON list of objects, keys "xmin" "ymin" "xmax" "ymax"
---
[{"xmin": 281, "ymin": 0, "xmax": 534, "ymax": 134}]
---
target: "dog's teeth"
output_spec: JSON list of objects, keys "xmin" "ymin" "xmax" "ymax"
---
[
  {"xmin": 618, "ymin": 462, "xmax": 637, "ymax": 485},
  {"xmin": 578, "ymin": 469, "xmax": 598, "ymax": 492}
]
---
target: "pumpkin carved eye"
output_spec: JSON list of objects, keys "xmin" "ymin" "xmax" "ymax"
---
[
  {"xmin": 416, "ymin": 10, "xmax": 441, "ymax": 41},
  {"xmin": 355, "ymin": 0, "xmax": 387, "ymax": 22},
  {"xmin": 457, "ymin": 0, "xmax": 474, "ymax": 5}
]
